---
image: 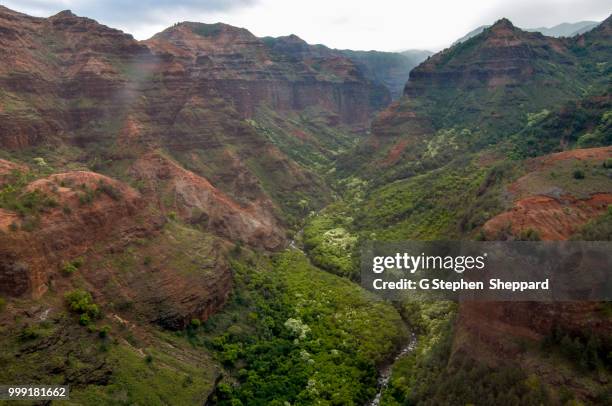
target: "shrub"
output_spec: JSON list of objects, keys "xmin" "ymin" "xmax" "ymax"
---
[
  {"xmin": 79, "ymin": 314, "xmax": 91, "ymax": 326},
  {"xmin": 573, "ymin": 169, "xmax": 585, "ymax": 179},
  {"xmin": 98, "ymin": 325, "xmax": 111, "ymax": 338},
  {"xmin": 517, "ymin": 228, "xmax": 541, "ymax": 241},
  {"xmin": 604, "ymin": 158, "xmax": 612, "ymax": 169},
  {"xmin": 61, "ymin": 262, "xmax": 78, "ymax": 276},
  {"xmin": 78, "ymin": 189, "xmax": 95, "ymax": 205},
  {"xmin": 65, "ymin": 289, "xmax": 101, "ymax": 325},
  {"xmin": 0, "ymin": 297, "xmax": 6, "ymax": 312},
  {"xmin": 61, "ymin": 258, "xmax": 84, "ymax": 276},
  {"xmin": 72, "ymin": 257, "xmax": 84, "ymax": 268},
  {"xmin": 145, "ymin": 354, "xmax": 153, "ymax": 364},
  {"xmin": 19, "ymin": 325, "xmax": 42, "ymax": 341},
  {"xmin": 98, "ymin": 181, "xmax": 121, "ymax": 200},
  {"xmin": 33, "ymin": 157, "xmax": 48, "ymax": 167}
]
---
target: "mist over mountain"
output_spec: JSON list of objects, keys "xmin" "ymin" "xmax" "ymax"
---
[
  {"xmin": 454, "ymin": 19, "xmax": 601, "ymax": 45},
  {"xmin": 338, "ymin": 49, "xmax": 433, "ymax": 99}
]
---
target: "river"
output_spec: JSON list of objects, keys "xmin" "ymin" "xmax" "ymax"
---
[
  {"xmin": 368, "ymin": 333, "xmax": 417, "ymax": 406},
  {"xmin": 291, "ymin": 219, "xmax": 417, "ymax": 406}
]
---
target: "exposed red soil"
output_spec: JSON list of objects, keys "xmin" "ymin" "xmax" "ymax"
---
[
  {"xmin": 0, "ymin": 169, "xmax": 233, "ymax": 329},
  {"xmin": 383, "ymin": 139, "xmax": 410, "ymax": 166},
  {"xmin": 483, "ymin": 146, "xmax": 612, "ymax": 239},
  {"xmin": 0, "ymin": 171, "xmax": 148, "ymax": 298},
  {"xmin": 536, "ymin": 145, "xmax": 612, "ymax": 166},
  {"xmin": 483, "ymin": 193, "xmax": 612, "ymax": 240},
  {"xmin": 0, "ymin": 158, "xmax": 27, "ymax": 185},
  {"xmin": 456, "ymin": 147, "xmax": 612, "ymax": 380},
  {"xmin": 130, "ymin": 152, "xmax": 286, "ymax": 250}
]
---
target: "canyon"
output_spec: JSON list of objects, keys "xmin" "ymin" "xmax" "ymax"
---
[{"xmin": 0, "ymin": 4, "xmax": 610, "ymax": 405}]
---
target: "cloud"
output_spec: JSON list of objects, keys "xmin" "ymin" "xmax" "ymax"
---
[
  {"xmin": 2, "ymin": 0, "xmax": 610, "ymax": 50},
  {"xmin": 478, "ymin": 0, "xmax": 611, "ymax": 28},
  {"xmin": 3, "ymin": 0, "xmax": 257, "ymax": 25}
]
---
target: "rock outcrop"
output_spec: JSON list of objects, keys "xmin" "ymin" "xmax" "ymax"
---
[
  {"xmin": 131, "ymin": 152, "xmax": 285, "ymax": 250},
  {"xmin": 0, "ymin": 170, "xmax": 150, "ymax": 298},
  {"xmin": 145, "ymin": 22, "xmax": 389, "ymax": 126},
  {"xmin": 0, "ymin": 7, "xmax": 387, "ymax": 150},
  {"xmin": 455, "ymin": 147, "xmax": 612, "ymax": 368},
  {"xmin": 483, "ymin": 146, "xmax": 612, "ymax": 240},
  {"xmin": 0, "ymin": 167, "xmax": 233, "ymax": 328}
]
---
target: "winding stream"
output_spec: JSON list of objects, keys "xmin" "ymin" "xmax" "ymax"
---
[
  {"xmin": 292, "ymin": 219, "xmax": 417, "ymax": 406},
  {"xmin": 368, "ymin": 334, "xmax": 417, "ymax": 406}
]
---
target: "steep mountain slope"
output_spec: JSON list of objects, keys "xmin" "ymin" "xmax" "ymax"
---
[
  {"xmin": 0, "ymin": 5, "xmax": 407, "ymax": 404},
  {"xmin": 297, "ymin": 15, "xmax": 612, "ymax": 406},
  {"xmin": 0, "ymin": 5, "xmax": 403, "ymax": 225},
  {"xmin": 145, "ymin": 23, "xmax": 390, "ymax": 126},
  {"xmin": 339, "ymin": 16, "xmax": 611, "ymax": 183}
]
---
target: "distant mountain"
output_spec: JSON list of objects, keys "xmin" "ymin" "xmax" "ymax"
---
[
  {"xmin": 259, "ymin": 37, "xmax": 433, "ymax": 100},
  {"xmin": 400, "ymin": 49, "xmax": 434, "ymax": 61},
  {"xmin": 529, "ymin": 20, "xmax": 600, "ymax": 37},
  {"xmin": 454, "ymin": 20, "xmax": 600, "ymax": 45},
  {"xmin": 338, "ymin": 49, "xmax": 433, "ymax": 99},
  {"xmin": 453, "ymin": 25, "xmax": 491, "ymax": 45},
  {"xmin": 344, "ymin": 16, "xmax": 611, "ymax": 180}
]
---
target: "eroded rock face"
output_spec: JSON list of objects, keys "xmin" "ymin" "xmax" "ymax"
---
[
  {"xmin": 0, "ymin": 6, "xmax": 153, "ymax": 149},
  {"xmin": 145, "ymin": 22, "xmax": 389, "ymax": 125},
  {"xmin": 0, "ymin": 169, "xmax": 233, "ymax": 329},
  {"xmin": 0, "ymin": 171, "xmax": 150, "ymax": 298},
  {"xmin": 454, "ymin": 147, "xmax": 612, "ymax": 365},
  {"xmin": 405, "ymin": 18, "xmax": 575, "ymax": 97},
  {"xmin": 131, "ymin": 152, "xmax": 286, "ymax": 250},
  {"xmin": 0, "ymin": 8, "xmax": 386, "ymax": 150}
]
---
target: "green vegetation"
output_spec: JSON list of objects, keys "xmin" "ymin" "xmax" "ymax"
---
[
  {"xmin": 573, "ymin": 168, "xmax": 585, "ymax": 179},
  {"xmin": 61, "ymin": 257, "xmax": 84, "ymax": 276},
  {"xmin": 0, "ymin": 174, "xmax": 56, "ymax": 216},
  {"xmin": 303, "ymin": 203, "xmax": 359, "ymax": 278},
  {"xmin": 509, "ymin": 95, "xmax": 612, "ymax": 158},
  {"xmin": 542, "ymin": 326, "xmax": 611, "ymax": 372},
  {"xmin": 0, "ymin": 169, "xmax": 60, "ymax": 232},
  {"xmin": 189, "ymin": 23, "xmax": 224, "ymax": 37},
  {"xmin": 380, "ymin": 302, "xmax": 549, "ymax": 405},
  {"xmin": 199, "ymin": 250, "xmax": 407, "ymax": 405},
  {"xmin": 65, "ymin": 289, "xmax": 101, "ymax": 326},
  {"xmin": 572, "ymin": 206, "xmax": 612, "ymax": 241},
  {"xmin": 0, "ymin": 315, "xmax": 218, "ymax": 406},
  {"xmin": 517, "ymin": 228, "xmax": 542, "ymax": 241},
  {"xmin": 353, "ymin": 159, "xmax": 509, "ymax": 240}
]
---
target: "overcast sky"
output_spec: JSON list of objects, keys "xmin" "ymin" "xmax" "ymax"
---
[{"xmin": 3, "ymin": 0, "xmax": 610, "ymax": 51}]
